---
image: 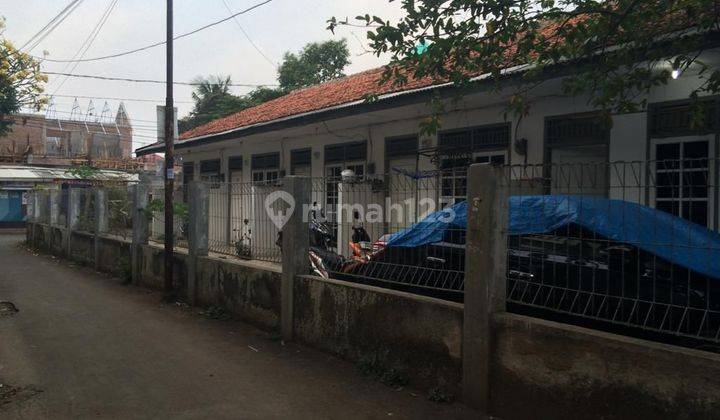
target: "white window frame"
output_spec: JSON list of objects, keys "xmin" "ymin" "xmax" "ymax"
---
[
  {"xmin": 324, "ymin": 161, "xmax": 366, "ymax": 223},
  {"xmin": 251, "ymin": 169, "xmax": 280, "ymax": 185},
  {"xmin": 650, "ymin": 135, "xmax": 716, "ymax": 230},
  {"xmin": 440, "ymin": 150, "xmax": 507, "ymax": 206}
]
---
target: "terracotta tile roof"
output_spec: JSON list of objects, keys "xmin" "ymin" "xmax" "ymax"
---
[
  {"xmin": 179, "ymin": 67, "xmax": 437, "ymax": 141},
  {"xmin": 177, "ymin": 8, "xmax": 709, "ymax": 143}
]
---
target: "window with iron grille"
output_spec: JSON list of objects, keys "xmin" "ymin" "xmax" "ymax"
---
[
  {"xmin": 655, "ymin": 140, "xmax": 711, "ymax": 227},
  {"xmin": 386, "ymin": 136, "xmax": 418, "ymax": 158},
  {"xmin": 546, "ymin": 115, "xmax": 607, "ymax": 147},
  {"xmin": 436, "ymin": 124, "xmax": 508, "ymax": 206},
  {"xmin": 250, "ymin": 153, "xmax": 281, "ymax": 184},
  {"xmin": 440, "ymin": 151, "xmax": 506, "ymax": 206},
  {"xmin": 251, "ymin": 152, "xmax": 280, "ymax": 170},
  {"xmin": 252, "ymin": 169, "xmax": 279, "ymax": 184},
  {"xmin": 324, "ymin": 141, "xmax": 367, "ymax": 164},
  {"xmin": 438, "ymin": 123, "xmax": 509, "ymax": 152},
  {"xmin": 650, "ymin": 100, "xmax": 717, "ymax": 137},
  {"xmin": 182, "ymin": 162, "xmax": 194, "ymax": 181},
  {"xmin": 200, "ymin": 159, "xmax": 222, "ymax": 183},
  {"xmin": 228, "ymin": 156, "xmax": 243, "ymax": 171},
  {"xmin": 291, "ymin": 148, "xmax": 311, "ymax": 175}
]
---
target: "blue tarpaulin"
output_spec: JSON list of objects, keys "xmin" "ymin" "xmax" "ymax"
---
[{"xmin": 385, "ymin": 196, "xmax": 720, "ymax": 279}]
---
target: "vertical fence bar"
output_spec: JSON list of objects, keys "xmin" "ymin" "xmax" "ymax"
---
[
  {"xmin": 463, "ymin": 164, "xmax": 509, "ymax": 412},
  {"xmin": 131, "ymin": 183, "xmax": 150, "ymax": 285},
  {"xmin": 50, "ymin": 189, "xmax": 61, "ymax": 226},
  {"xmin": 281, "ymin": 176, "xmax": 311, "ymax": 342},
  {"xmin": 94, "ymin": 188, "xmax": 108, "ymax": 271},
  {"xmin": 26, "ymin": 191, "xmax": 35, "ymax": 246},
  {"xmin": 42, "ymin": 191, "xmax": 49, "ymax": 223},
  {"xmin": 66, "ymin": 188, "xmax": 81, "ymax": 258},
  {"xmin": 33, "ymin": 191, "xmax": 40, "ymax": 222},
  {"xmin": 225, "ymin": 179, "xmax": 232, "ymax": 246},
  {"xmin": 187, "ymin": 181, "xmax": 209, "ymax": 305}
]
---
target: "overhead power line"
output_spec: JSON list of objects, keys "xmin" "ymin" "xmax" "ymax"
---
[
  {"xmin": 221, "ymin": 0, "xmax": 277, "ymax": 69},
  {"xmin": 44, "ymin": 94, "xmax": 194, "ymax": 104},
  {"xmin": 20, "ymin": 0, "xmax": 85, "ymax": 52},
  {"xmin": 36, "ymin": 0, "xmax": 273, "ymax": 63},
  {"xmin": 51, "ymin": 0, "xmax": 119, "ymax": 96},
  {"xmin": 42, "ymin": 71, "xmax": 278, "ymax": 87}
]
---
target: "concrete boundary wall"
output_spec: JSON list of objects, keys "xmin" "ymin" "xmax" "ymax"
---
[
  {"xmin": 492, "ymin": 313, "xmax": 720, "ymax": 419},
  {"xmin": 25, "ymin": 222, "xmax": 462, "ymax": 392},
  {"xmin": 293, "ymin": 274, "xmax": 463, "ymax": 392},
  {"xmin": 25, "ymin": 222, "xmax": 720, "ymax": 416}
]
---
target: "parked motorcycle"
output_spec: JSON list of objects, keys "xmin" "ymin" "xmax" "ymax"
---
[
  {"xmin": 275, "ymin": 204, "xmax": 345, "ymax": 278},
  {"xmin": 234, "ymin": 219, "xmax": 252, "ymax": 259}
]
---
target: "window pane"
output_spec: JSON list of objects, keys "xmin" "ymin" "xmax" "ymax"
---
[
  {"xmin": 656, "ymin": 200, "xmax": 680, "ymax": 217},
  {"xmin": 454, "ymin": 177, "xmax": 467, "ymax": 197},
  {"xmin": 442, "ymin": 178, "xmax": 453, "ymax": 196},
  {"xmin": 683, "ymin": 201, "xmax": 708, "ymax": 226},
  {"xmin": 683, "ymin": 141, "xmax": 709, "ymax": 169},
  {"xmin": 656, "ymin": 143, "xmax": 680, "ymax": 170},
  {"xmin": 656, "ymin": 172, "xmax": 680, "ymax": 198},
  {"xmin": 683, "ymin": 171, "xmax": 709, "ymax": 198}
]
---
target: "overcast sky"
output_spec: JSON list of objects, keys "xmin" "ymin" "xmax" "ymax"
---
[{"xmin": 1, "ymin": 0, "xmax": 404, "ymax": 153}]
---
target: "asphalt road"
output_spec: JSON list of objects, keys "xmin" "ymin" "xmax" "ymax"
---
[{"xmin": 0, "ymin": 234, "xmax": 476, "ymax": 419}]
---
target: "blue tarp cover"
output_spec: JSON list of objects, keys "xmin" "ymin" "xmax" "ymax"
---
[{"xmin": 385, "ymin": 195, "xmax": 720, "ymax": 279}]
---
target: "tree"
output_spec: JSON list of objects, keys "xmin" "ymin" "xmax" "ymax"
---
[
  {"xmin": 278, "ymin": 39, "xmax": 350, "ymax": 90},
  {"xmin": 179, "ymin": 75, "xmax": 245, "ymax": 132},
  {"xmin": 180, "ymin": 40, "xmax": 351, "ymax": 133},
  {"xmin": 0, "ymin": 18, "xmax": 47, "ymax": 136},
  {"xmin": 329, "ymin": 0, "xmax": 720, "ymax": 132},
  {"xmin": 246, "ymin": 86, "xmax": 285, "ymax": 104},
  {"xmin": 179, "ymin": 76, "xmax": 286, "ymax": 133}
]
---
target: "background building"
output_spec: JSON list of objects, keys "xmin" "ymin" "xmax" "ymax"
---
[{"xmin": 0, "ymin": 102, "xmax": 135, "ymax": 169}]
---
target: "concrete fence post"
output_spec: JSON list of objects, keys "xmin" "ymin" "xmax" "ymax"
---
[
  {"xmin": 225, "ymin": 181, "xmax": 232, "ymax": 246},
  {"xmin": 33, "ymin": 191, "xmax": 41, "ymax": 222},
  {"xmin": 37, "ymin": 191, "xmax": 47, "ymax": 224},
  {"xmin": 38, "ymin": 192, "xmax": 46, "ymax": 223},
  {"xmin": 66, "ymin": 187, "xmax": 81, "ymax": 258},
  {"xmin": 27, "ymin": 191, "xmax": 33, "ymax": 224},
  {"xmin": 462, "ymin": 164, "xmax": 509, "ymax": 413},
  {"xmin": 50, "ymin": 189, "xmax": 61, "ymax": 226},
  {"xmin": 281, "ymin": 176, "xmax": 311, "ymax": 342},
  {"xmin": 187, "ymin": 181, "xmax": 209, "ymax": 305},
  {"xmin": 131, "ymin": 183, "xmax": 150, "ymax": 285},
  {"xmin": 26, "ymin": 191, "xmax": 36, "ymax": 245},
  {"xmin": 94, "ymin": 188, "xmax": 108, "ymax": 270}
]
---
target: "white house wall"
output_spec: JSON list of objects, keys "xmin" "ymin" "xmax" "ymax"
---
[{"xmin": 173, "ymin": 53, "xmax": 720, "ymax": 255}]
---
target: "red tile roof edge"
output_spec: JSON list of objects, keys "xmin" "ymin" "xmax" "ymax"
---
[{"xmin": 177, "ymin": 65, "xmax": 439, "ymax": 142}]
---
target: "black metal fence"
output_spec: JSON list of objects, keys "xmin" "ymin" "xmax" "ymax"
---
[
  {"xmin": 505, "ymin": 159, "xmax": 720, "ymax": 346},
  {"xmin": 107, "ymin": 185, "xmax": 133, "ymax": 238},
  {"xmin": 57, "ymin": 188, "xmax": 68, "ymax": 227},
  {"xmin": 25, "ymin": 157, "xmax": 720, "ymax": 348},
  {"xmin": 148, "ymin": 184, "xmax": 187, "ymax": 248},
  {"xmin": 308, "ymin": 172, "xmax": 465, "ymax": 299},
  {"xmin": 207, "ymin": 181, "xmax": 282, "ymax": 263},
  {"xmin": 75, "ymin": 188, "xmax": 96, "ymax": 233}
]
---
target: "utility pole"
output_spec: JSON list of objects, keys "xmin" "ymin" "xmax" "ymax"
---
[{"xmin": 163, "ymin": 0, "xmax": 175, "ymax": 299}]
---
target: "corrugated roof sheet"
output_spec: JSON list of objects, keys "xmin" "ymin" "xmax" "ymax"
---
[{"xmin": 0, "ymin": 166, "xmax": 139, "ymax": 182}]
